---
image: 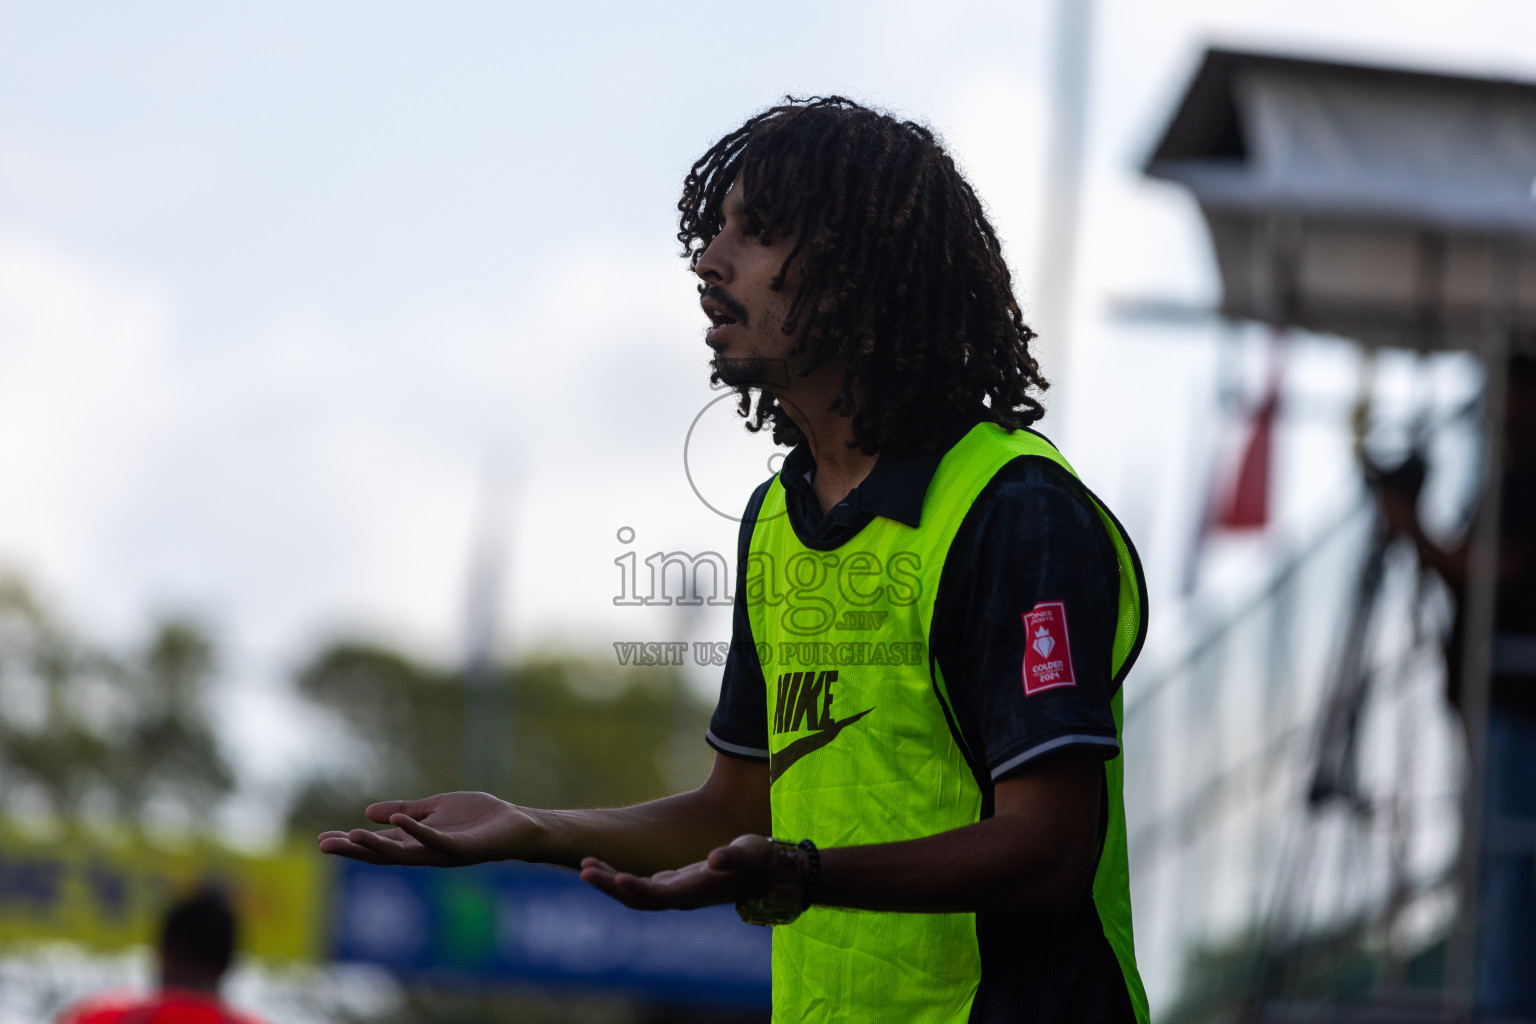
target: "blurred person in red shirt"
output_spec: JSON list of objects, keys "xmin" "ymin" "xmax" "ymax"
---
[{"xmin": 57, "ymin": 889, "xmax": 268, "ymax": 1024}]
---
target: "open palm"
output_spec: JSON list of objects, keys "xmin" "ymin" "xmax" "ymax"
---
[
  {"xmin": 317, "ymin": 790, "xmax": 538, "ymax": 866},
  {"xmin": 578, "ymin": 834, "xmax": 775, "ymax": 910}
]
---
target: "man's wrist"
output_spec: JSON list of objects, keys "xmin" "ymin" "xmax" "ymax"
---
[
  {"xmin": 514, "ymin": 804, "xmax": 557, "ymax": 863},
  {"xmin": 736, "ymin": 838, "xmax": 818, "ymax": 926}
]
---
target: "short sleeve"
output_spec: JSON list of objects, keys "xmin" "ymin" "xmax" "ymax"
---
[
  {"xmin": 931, "ymin": 459, "xmax": 1123, "ymax": 782},
  {"xmin": 706, "ymin": 479, "xmax": 773, "ymax": 761}
]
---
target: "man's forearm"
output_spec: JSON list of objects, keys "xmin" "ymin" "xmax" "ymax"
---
[
  {"xmin": 531, "ymin": 788, "xmax": 763, "ymax": 875},
  {"xmin": 529, "ymin": 754, "xmax": 771, "ymax": 875},
  {"xmin": 575, "ymin": 753, "xmax": 1105, "ymax": 915},
  {"xmin": 809, "ymin": 755, "xmax": 1104, "ymax": 915},
  {"xmin": 814, "ymin": 812, "xmax": 1095, "ymax": 915}
]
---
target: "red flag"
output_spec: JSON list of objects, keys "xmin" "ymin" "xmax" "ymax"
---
[
  {"xmin": 1183, "ymin": 333, "xmax": 1287, "ymax": 594},
  {"xmin": 1216, "ymin": 384, "xmax": 1279, "ymax": 530}
]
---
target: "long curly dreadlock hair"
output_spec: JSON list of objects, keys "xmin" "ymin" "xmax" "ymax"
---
[{"xmin": 678, "ymin": 95, "xmax": 1048, "ymax": 455}]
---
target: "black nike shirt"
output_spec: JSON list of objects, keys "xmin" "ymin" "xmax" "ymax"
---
[{"xmin": 705, "ymin": 428, "xmax": 1124, "ymax": 783}]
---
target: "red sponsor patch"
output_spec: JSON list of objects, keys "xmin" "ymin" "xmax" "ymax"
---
[{"xmin": 1022, "ymin": 601, "xmax": 1076, "ymax": 695}]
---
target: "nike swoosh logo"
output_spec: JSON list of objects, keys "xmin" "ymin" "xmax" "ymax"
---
[{"xmin": 769, "ymin": 708, "xmax": 874, "ymax": 784}]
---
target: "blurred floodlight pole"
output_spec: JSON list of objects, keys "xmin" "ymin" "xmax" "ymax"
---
[
  {"xmin": 461, "ymin": 450, "xmax": 517, "ymax": 794},
  {"xmin": 1033, "ymin": 0, "xmax": 1095, "ymax": 434}
]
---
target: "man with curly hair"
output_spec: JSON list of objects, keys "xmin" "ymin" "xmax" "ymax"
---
[{"xmin": 321, "ymin": 97, "xmax": 1149, "ymax": 1024}]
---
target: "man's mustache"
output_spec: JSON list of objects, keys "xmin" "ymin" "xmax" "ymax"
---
[{"xmin": 702, "ymin": 285, "xmax": 749, "ymax": 325}]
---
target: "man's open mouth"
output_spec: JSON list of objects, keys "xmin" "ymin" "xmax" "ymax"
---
[{"xmin": 701, "ymin": 287, "xmax": 747, "ymax": 332}]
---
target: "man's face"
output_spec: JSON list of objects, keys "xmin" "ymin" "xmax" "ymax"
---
[{"xmin": 695, "ymin": 180, "xmax": 801, "ymax": 391}]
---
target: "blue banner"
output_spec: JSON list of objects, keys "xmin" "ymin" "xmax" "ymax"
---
[{"xmin": 329, "ymin": 859, "xmax": 771, "ymax": 1008}]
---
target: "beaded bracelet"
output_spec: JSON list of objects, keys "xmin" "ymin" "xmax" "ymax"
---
[
  {"xmin": 797, "ymin": 838, "xmax": 820, "ymax": 906},
  {"xmin": 736, "ymin": 837, "xmax": 819, "ymax": 926}
]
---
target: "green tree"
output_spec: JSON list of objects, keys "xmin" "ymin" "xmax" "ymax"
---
[
  {"xmin": 0, "ymin": 574, "xmax": 233, "ymax": 834},
  {"xmin": 285, "ymin": 644, "xmax": 712, "ymax": 843}
]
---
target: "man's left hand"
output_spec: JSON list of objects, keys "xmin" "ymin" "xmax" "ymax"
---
[{"xmin": 579, "ymin": 834, "xmax": 774, "ymax": 910}]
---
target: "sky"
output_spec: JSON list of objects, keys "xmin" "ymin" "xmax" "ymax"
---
[
  {"xmin": 1, "ymin": 0, "xmax": 1529, "ymax": 765},
  {"xmin": 2, "ymin": 0, "xmax": 1522, "ymax": 651},
  {"xmin": 5, "ymin": 0, "xmax": 1536, "ymax": 1009}
]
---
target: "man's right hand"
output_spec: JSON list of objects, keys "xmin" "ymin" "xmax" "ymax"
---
[
  {"xmin": 316, "ymin": 755, "xmax": 772, "ymax": 875},
  {"xmin": 317, "ymin": 791, "xmax": 540, "ymax": 867}
]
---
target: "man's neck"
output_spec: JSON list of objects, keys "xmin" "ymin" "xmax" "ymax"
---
[
  {"xmin": 796, "ymin": 399, "xmax": 877, "ymax": 516},
  {"xmin": 773, "ymin": 359, "xmax": 878, "ymax": 516},
  {"xmin": 807, "ymin": 441, "xmax": 877, "ymax": 517},
  {"xmin": 160, "ymin": 968, "xmax": 222, "ymax": 996}
]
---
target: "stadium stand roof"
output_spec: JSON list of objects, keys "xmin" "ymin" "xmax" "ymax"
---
[{"xmin": 1145, "ymin": 48, "xmax": 1536, "ymax": 353}]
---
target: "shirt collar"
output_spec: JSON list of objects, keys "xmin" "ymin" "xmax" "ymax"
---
[{"xmin": 776, "ymin": 418, "xmax": 977, "ymax": 529}]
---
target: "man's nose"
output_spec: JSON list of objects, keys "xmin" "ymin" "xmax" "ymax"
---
[{"xmin": 695, "ymin": 235, "xmax": 730, "ymax": 285}]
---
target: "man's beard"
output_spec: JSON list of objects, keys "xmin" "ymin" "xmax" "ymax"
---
[{"xmin": 710, "ymin": 355, "xmax": 791, "ymax": 390}]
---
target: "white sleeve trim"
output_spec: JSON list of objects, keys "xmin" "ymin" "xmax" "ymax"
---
[
  {"xmin": 705, "ymin": 728, "xmax": 770, "ymax": 761},
  {"xmin": 989, "ymin": 733, "xmax": 1119, "ymax": 780}
]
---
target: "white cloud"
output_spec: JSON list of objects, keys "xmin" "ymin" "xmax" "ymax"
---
[
  {"xmin": 938, "ymin": 70, "xmax": 1052, "ymax": 297},
  {"xmin": 0, "ymin": 236, "xmax": 174, "ymax": 632},
  {"xmin": 0, "ymin": 229, "xmax": 728, "ymax": 662}
]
